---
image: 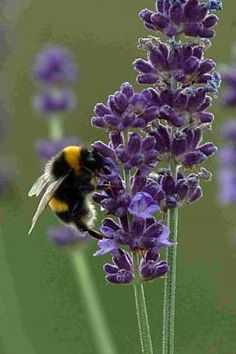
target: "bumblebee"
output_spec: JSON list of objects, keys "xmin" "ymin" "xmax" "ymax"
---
[{"xmin": 28, "ymin": 145, "xmax": 105, "ymax": 240}]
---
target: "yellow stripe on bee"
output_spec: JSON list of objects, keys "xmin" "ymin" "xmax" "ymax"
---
[
  {"xmin": 63, "ymin": 146, "xmax": 81, "ymax": 173},
  {"xmin": 49, "ymin": 197, "xmax": 69, "ymax": 212}
]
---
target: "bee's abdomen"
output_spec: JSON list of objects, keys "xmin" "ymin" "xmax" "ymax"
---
[{"xmin": 49, "ymin": 197, "xmax": 69, "ymax": 212}]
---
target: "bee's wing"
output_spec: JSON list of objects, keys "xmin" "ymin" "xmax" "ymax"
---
[
  {"xmin": 28, "ymin": 175, "xmax": 67, "ymax": 235},
  {"xmin": 28, "ymin": 159, "xmax": 54, "ymax": 197},
  {"xmin": 28, "ymin": 174, "xmax": 50, "ymax": 197}
]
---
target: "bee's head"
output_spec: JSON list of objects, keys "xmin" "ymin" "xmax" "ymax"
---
[{"xmin": 82, "ymin": 148, "xmax": 104, "ymax": 174}]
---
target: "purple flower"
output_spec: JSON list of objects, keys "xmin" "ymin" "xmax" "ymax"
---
[
  {"xmin": 149, "ymin": 170, "xmax": 203, "ymax": 210},
  {"xmin": 140, "ymin": 248, "xmax": 168, "ymax": 280},
  {"xmin": 92, "ymin": 82, "xmax": 158, "ymax": 131},
  {"xmin": 35, "ymin": 137, "xmax": 80, "ymax": 160},
  {"xmin": 128, "ymin": 192, "xmax": 160, "ymax": 218},
  {"xmin": 151, "ymin": 124, "xmax": 217, "ymax": 166},
  {"xmin": 47, "ymin": 226, "xmax": 90, "ymax": 247},
  {"xmin": 134, "ymin": 41, "xmax": 217, "ymax": 89},
  {"xmin": 104, "ymin": 250, "xmax": 134, "ymax": 284},
  {"xmin": 33, "ymin": 45, "xmax": 78, "ymax": 84},
  {"xmin": 139, "ymin": 0, "xmax": 221, "ymax": 39},
  {"xmin": 33, "ymin": 89, "xmax": 76, "ymax": 114}
]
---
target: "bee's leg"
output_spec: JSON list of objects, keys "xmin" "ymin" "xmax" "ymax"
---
[
  {"xmin": 71, "ymin": 203, "xmax": 105, "ymax": 240},
  {"xmin": 96, "ymin": 184, "xmax": 122, "ymax": 191},
  {"xmin": 76, "ymin": 222, "xmax": 104, "ymax": 240}
]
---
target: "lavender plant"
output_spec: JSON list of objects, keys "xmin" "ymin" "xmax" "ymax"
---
[
  {"xmin": 32, "ymin": 45, "xmax": 116, "ymax": 354},
  {"xmin": 91, "ymin": 0, "xmax": 222, "ymax": 353}
]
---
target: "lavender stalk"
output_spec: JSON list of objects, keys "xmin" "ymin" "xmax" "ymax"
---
[
  {"xmin": 91, "ymin": 0, "xmax": 222, "ymax": 353},
  {"xmin": 133, "ymin": 253, "xmax": 154, "ymax": 354},
  {"xmin": 137, "ymin": 1, "xmax": 222, "ymax": 353}
]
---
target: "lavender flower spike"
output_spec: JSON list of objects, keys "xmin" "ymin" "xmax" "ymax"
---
[{"xmin": 90, "ymin": 0, "xmax": 221, "ymax": 353}]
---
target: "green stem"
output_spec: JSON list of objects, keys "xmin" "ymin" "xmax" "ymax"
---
[
  {"xmin": 133, "ymin": 252, "xmax": 154, "ymax": 354},
  {"xmin": 162, "ymin": 163, "xmax": 179, "ymax": 354},
  {"xmin": 71, "ymin": 252, "xmax": 117, "ymax": 354},
  {"xmin": 48, "ymin": 115, "xmax": 63, "ymax": 140}
]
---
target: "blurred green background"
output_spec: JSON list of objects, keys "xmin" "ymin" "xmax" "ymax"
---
[{"xmin": 1, "ymin": 0, "xmax": 236, "ymax": 353}]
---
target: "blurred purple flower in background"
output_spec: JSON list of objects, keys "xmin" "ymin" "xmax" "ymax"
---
[
  {"xmin": 33, "ymin": 45, "xmax": 78, "ymax": 116},
  {"xmin": 33, "ymin": 89, "xmax": 76, "ymax": 115},
  {"xmin": 32, "ymin": 45, "xmax": 83, "ymax": 247},
  {"xmin": 47, "ymin": 226, "xmax": 90, "ymax": 248},
  {"xmin": 222, "ymin": 48, "xmax": 236, "ymax": 106},
  {"xmin": 33, "ymin": 45, "xmax": 78, "ymax": 84},
  {"xmin": 35, "ymin": 136, "xmax": 80, "ymax": 161},
  {"xmin": 219, "ymin": 120, "xmax": 236, "ymax": 204},
  {"xmin": 219, "ymin": 47, "xmax": 236, "ymax": 204}
]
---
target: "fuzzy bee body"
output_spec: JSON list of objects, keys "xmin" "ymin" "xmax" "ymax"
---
[{"xmin": 28, "ymin": 145, "xmax": 104, "ymax": 239}]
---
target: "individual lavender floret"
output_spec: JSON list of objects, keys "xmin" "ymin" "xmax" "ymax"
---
[
  {"xmin": 33, "ymin": 45, "xmax": 78, "ymax": 84},
  {"xmin": 140, "ymin": 247, "xmax": 169, "ymax": 280},
  {"xmin": 35, "ymin": 137, "xmax": 80, "ymax": 160},
  {"xmin": 33, "ymin": 89, "xmax": 76, "ymax": 115},
  {"xmin": 139, "ymin": 0, "xmax": 222, "ymax": 39},
  {"xmin": 47, "ymin": 226, "xmax": 90, "ymax": 248}
]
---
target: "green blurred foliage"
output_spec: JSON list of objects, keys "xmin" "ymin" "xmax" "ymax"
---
[{"xmin": 1, "ymin": 0, "xmax": 236, "ymax": 353}]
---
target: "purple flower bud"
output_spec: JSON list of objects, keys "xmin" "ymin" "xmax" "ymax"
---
[
  {"xmin": 141, "ymin": 259, "xmax": 168, "ymax": 280},
  {"xmin": 198, "ymin": 142, "xmax": 217, "ymax": 156},
  {"xmin": 184, "ymin": 23, "xmax": 201, "ymax": 37},
  {"xmin": 121, "ymin": 82, "xmax": 134, "ymax": 98},
  {"xmin": 175, "ymin": 180, "xmax": 189, "ymax": 200},
  {"xmin": 137, "ymin": 73, "xmax": 158, "ymax": 84},
  {"xmin": 128, "ymin": 133, "xmax": 142, "ymax": 153},
  {"xmin": 106, "ymin": 269, "xmax": 134, "ymax": 284},
  {"xmin": 162, "ymin": 174, "xmax": 176, "ymax": 194},
  {"xmin": 184, "ymin": 0, "xmax": 199, "ymax": 19},
  {"xmin": 182, "ymin": 151, "xmax": 207, "ymax": 166},
  {"xmin": 171, "ymin": 131, "xmax": 187, "ymax": 156},
  {"xmin": 133, "ymin": 59, "xmax": 156, "ymax": 73},
  {"xmin": 198, "ymin": 112, "xmax": 214, "ymax": 123},
  {"xmin": 149, "ymin": 47, "xmax": 168, "ymax": 70},
  {"xmin": 170, "ymin": 4, "xmax": 184, "ymax": 25},
  {"xmin": 188, "ymin": 186, "xmax": 203, "ymax": 203},
  {"xmin": 94, "ymin": 103, "xmax": 111, "ymax": 116},
  {"xmin": 184, "ymin": 56, "xmax": 200, "ymax": 75},
  {"xmin": 198, "ymin": 59, "xmax": 216, "ymax": 75},
  {"xmin": 151, "ymin": 13, "xmax": 169, "ymax": 28}
]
